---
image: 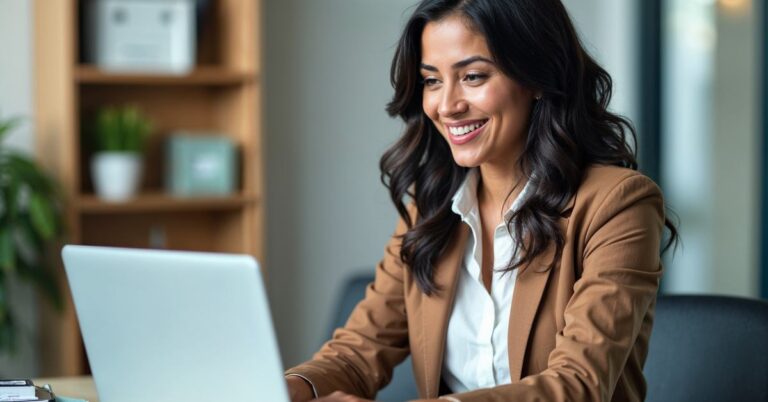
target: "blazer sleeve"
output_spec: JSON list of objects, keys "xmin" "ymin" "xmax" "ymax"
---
[
  {"xmin": 284, "ymin": 216, "xmax": 411, "ymax": 399},
  {"xmin": 438, "ymin": 174, "xmax": 665, "ymax": 402}
]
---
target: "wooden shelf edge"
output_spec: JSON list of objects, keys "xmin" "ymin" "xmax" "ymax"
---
[
  {"xmin": 74, "ymin": 193, "xmax": 259, "ymax": 214},
  {"xmin": 75, "ymin": 65, "xmax": 257, "ymax": 86}
]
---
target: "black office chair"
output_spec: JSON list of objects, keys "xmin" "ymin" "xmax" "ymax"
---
[
  {"xmin": 644, "ymin": 295, "xmax": 768, "ymax": 402},
  {"xmin": 329, "ymin": 273, "xmax": 419, "ymax": 402}
]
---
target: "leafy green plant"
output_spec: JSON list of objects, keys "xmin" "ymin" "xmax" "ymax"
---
[
  {"xmin": 92, "ymin": 106, "xmax": 152, "ymax": 153},
  {"xmin": 0, "ymin": 115, "xmax": 63, "ymax": 355}
]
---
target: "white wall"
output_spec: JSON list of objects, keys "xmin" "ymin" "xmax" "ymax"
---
[
  {"xmin": 562, "ymin": 0, "xmax": 639, "ymax": 126},
  {"xmin": 0, "ymin": 0, "xmax": 39, "ymax": 377},
  {"xmin": 264, "ymin": 0, "xmax": 411, "ymax": 366},
  {"xmin": 0, "ymin": 0, "xmax": 35, "ymax": 154}
]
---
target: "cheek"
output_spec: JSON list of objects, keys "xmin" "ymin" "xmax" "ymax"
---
[
  {"xmin": 482, "ymin": 86, "xmax": 532, "ymax": 126},
  {"xmin": 422, "ymin": 92, "xmax": 440, "ymax": 122},
  {"xmin": 468, "ymin": 85, "xmax": 511, "ymax": 113}
]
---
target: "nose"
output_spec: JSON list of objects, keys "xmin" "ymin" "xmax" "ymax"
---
[{"xmin": 437, "ymin": 84, "xmax": 468, "ymax": 117}]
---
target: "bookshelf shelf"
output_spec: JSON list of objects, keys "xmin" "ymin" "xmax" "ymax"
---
[
  {"xmin": 76, "ymin": 193, "xmax": 259, "ymax": 214},
  {"xmin": 76, "ymin": 65, "xmax": 257, "ymax": 86}
]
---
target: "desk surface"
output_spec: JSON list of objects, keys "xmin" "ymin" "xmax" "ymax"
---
[{"xmin": 34, "ymin": 377, "xmax": 98, "ymax": 402}]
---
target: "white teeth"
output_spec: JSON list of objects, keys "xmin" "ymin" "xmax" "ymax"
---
[{"xmin": 448, "ymin": 121, "xmax": 485, "ymax": 136}]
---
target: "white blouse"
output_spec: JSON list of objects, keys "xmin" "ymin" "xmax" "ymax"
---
[{"xmin": 442, "ymin": 168, "xmax": 531, "ymax": 393}]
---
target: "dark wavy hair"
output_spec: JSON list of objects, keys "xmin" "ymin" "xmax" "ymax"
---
[{"xmin": 380, "ymin": 0, "xmax": 678, "ymax": 295}]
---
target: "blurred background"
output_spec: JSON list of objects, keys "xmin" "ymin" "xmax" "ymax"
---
[{"xmin": 0, "ymin": 0, "xmax": 765, "ymax": 378}]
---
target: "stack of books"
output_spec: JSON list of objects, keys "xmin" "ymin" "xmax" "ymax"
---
[{"xmin": 0, "ymin": 380, "xmax": 35, "ymax": 401}]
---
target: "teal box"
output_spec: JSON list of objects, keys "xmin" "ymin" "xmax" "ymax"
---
[{"xmin": 166, "ymin": 134, "xmax": 238, "ymax": 196}]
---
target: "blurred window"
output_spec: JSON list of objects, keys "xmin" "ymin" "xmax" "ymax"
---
[{"xmin": 660, "ymin": 0, "xmax": 760, "ymax": 297}]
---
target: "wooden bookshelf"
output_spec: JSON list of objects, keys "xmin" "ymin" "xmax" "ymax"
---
[{"xmin": 33, "ymin": 0, "xmax": 263, "ymax": 375}]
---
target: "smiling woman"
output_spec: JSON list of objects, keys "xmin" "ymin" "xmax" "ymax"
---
[
  {"xmin": 284, "ymin": 1, "xmax": 677, "ymax": 401},
  {"xmin": 419, "ymin": 21, "xmax": 534, "ymax": 168}
]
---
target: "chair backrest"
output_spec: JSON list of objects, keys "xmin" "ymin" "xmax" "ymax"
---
[
  {"xmin": 644, "ymin": 295, "xmax": 768, "ymax": 402},
  {"xmin": 330, "ymin": 273, "xmax": 419, "ymax": 402}
]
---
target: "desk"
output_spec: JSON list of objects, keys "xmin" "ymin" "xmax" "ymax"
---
[{"xmin": 34, "ymin": 377, "xmax": 98, "ymax": 402}]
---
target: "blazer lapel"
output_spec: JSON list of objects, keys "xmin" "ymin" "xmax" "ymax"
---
[
  {"xmin": 419, "ymin": 224, "xmax": 468, "ymax": 398},
  {"xmin": 507, "ymin": 197, "xmax": 574, "ymax": 382},
  {"xmin": 507, "ymin": 249, "xmax": 554, "ymax": 382}
]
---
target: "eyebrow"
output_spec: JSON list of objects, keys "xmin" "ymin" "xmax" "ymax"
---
[{"xmin": 420, "ymin": 55, "xmax": 494, "ymax": 72}]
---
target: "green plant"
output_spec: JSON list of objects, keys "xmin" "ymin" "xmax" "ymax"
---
[
  {"xmin": 92, "ymin": 106, "xmax": 152, "ymax": 153},
  {"xmin": 0, "ymin": 115, "xmax": 63, "ymax": 355}
]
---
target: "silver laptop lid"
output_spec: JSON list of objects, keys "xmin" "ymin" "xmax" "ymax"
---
[{"xmin": 62, "ymin": 245, "xmax": 289, "ymax": 402}]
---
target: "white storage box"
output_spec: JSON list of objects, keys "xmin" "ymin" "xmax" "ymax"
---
[{"xmin": 85, "ymin": 0, "xmax": 196, "ymax": 74}]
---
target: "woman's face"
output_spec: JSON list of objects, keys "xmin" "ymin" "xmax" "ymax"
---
[{"xmin": 420, "ymin": 15, "xmax": 535, "ymax": 170}]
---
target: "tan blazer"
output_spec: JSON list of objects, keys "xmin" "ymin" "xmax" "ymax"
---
[{"xmin": 286, "ymin": 165, "xmax": 665, "ymax": 402}]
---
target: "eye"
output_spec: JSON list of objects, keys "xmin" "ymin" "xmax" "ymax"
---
[
  {"xmin": 422, "ymin": 77, "xmax": 441, "ymax": 88},
  {"xmin": 463, "ymin": 73, "xmax": 488, "ymax": 84}
]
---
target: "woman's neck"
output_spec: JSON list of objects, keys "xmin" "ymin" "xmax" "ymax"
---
[{"xmin": 477, "ymin": 163, "xmax": 525, "ymax": 218}]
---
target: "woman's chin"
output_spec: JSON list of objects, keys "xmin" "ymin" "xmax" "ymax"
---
[
  {"xmin": 451, "ymin": 149, "xmax": 482, "ymax": 168},
  {"xmin": 450, "ymin": 154, "xmax": 483, "ymax": 168}
]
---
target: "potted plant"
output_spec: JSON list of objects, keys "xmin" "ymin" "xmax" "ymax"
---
[
  {"xmin": 0, "ymin": 115, "xmax": 63, "ymax": 355},
  {"xmin": 90, "ymin": 106, "xmax": 152, "ymax": 201}
]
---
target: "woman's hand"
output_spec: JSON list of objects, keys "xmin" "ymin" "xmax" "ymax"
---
[
  {"xmin": 311, "ymin": 391, "xmax": 375, "ymax": 401},
  {"xmin": 285, "ymin": 377, "xmax": 375, "ymax": 402},
  {"xmin": 312, "ymin": 394, "xmax": 456, "ymax": 402},
  {"xmin": 286, "ymin": 376, "xmax": 316, "ymax": 402}
]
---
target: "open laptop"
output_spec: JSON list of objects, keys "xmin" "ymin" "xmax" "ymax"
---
[{"xmin": 61, "ymin": 245, "xmax": 290, "ymax": 402}]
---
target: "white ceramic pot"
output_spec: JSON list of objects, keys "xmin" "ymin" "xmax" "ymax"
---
[{"xmin": 91, "ymin": 152, "xmax": 143, "ymax": 201}]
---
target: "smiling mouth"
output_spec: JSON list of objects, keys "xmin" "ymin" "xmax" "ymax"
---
[{"xmin": 447, "ymin": 119, "xmax": 489, "ymax": 136}]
